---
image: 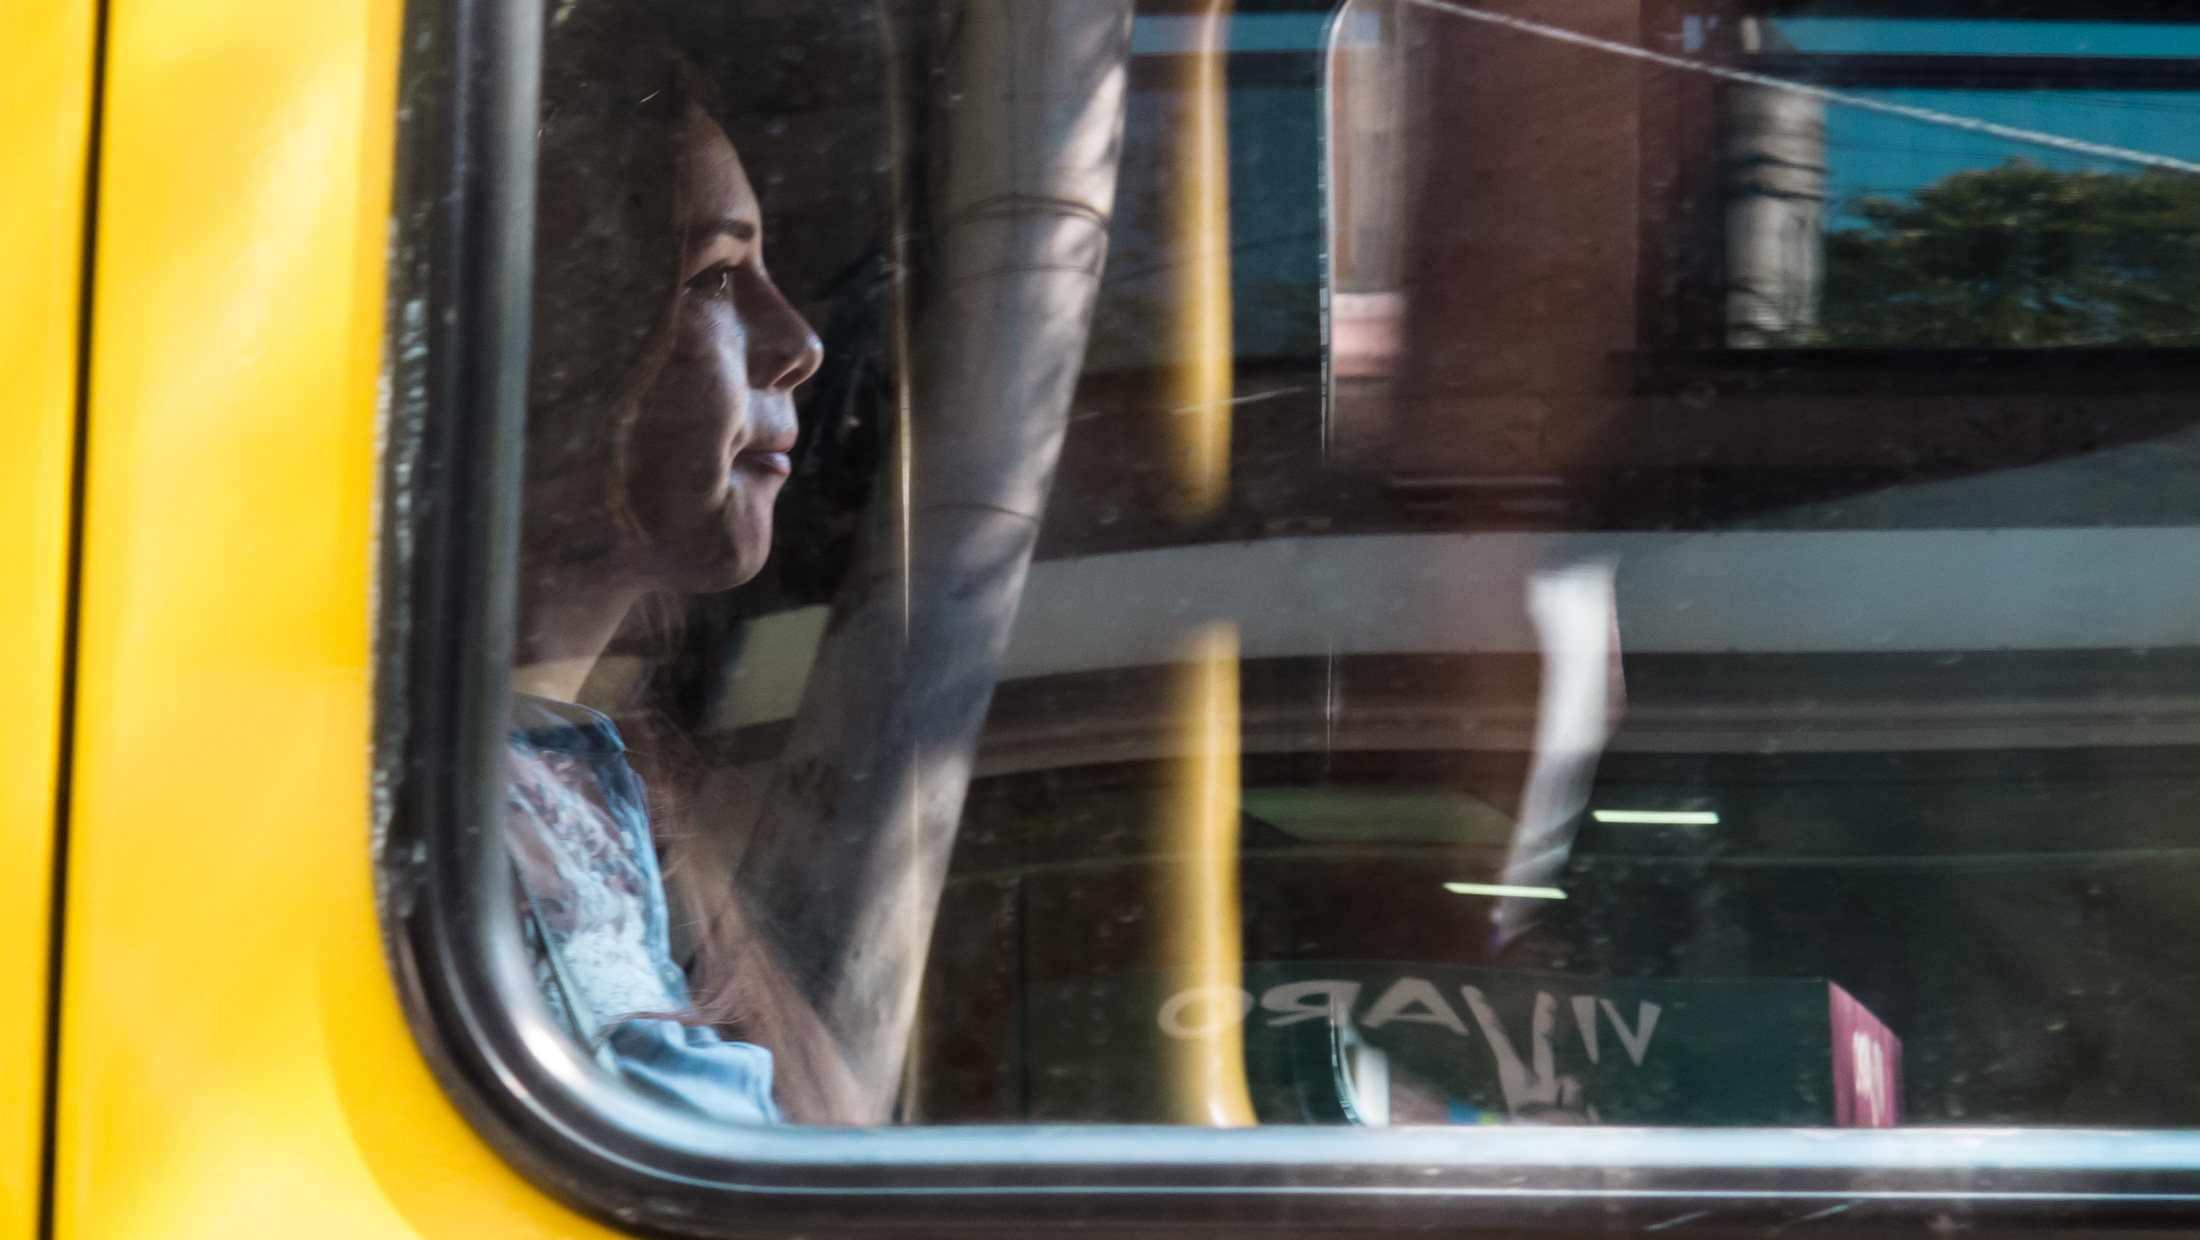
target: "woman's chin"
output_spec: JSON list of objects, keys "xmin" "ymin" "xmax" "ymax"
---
[
  {"xmin": 668, "ymin": 551, "xmax": 764, "ymax": 595},
  {"xmin": 639, "ymin": 502, "xmax": 773, "ymax": 594},
  {"xmin": 681, "ymin": 529, "xmax": 771, "ymax": 594}
]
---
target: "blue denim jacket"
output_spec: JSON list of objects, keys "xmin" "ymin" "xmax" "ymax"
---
[{"xmin": 505, "ymin": 694, "xmax": 780, "ymax": 1125}]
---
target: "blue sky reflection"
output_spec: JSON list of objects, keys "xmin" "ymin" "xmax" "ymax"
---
[{"xmin": 1772, "ymin": 20, "xmax": 2200, "ymax": 222}]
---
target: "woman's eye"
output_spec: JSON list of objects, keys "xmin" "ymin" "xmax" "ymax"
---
[{"xmin": 689, "ymin": 263, "xmax": 735, "ymax": 300}]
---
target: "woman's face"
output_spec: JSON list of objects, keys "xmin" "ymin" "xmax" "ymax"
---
[{"xmin": 623, "ymin": 105, "xmax": 822, "ymax": 593}]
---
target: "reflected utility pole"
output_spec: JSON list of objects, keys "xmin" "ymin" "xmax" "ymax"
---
[{"xmin": 740, "ymin": 0, "xmax": 1134, "ymax": 1122}]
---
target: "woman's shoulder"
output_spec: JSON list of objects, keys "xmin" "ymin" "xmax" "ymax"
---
[{"xmin": 510, "ymin": 691, "xmax": 626, "ymax": 754}]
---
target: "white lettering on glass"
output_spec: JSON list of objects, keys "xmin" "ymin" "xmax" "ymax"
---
[
  {"xmin": 1260, "ymin": 979, "xmax": 1362, "ymax": 1027},
  {"xmin": 1360, "ymin": 977, "xmax": 1469, "ymax": 1033},
  {"xmin": 1462, "ymin": 987, "xmax": 1564, "ymax": 1113},
  {"xmin": 1601, "ymin": 998, "xmax": 1662, "ymax": 1066}
]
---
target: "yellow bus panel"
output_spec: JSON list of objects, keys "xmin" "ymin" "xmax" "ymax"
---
[
  {"xmin": 53, "ymin": 0, "xmax": 619, "ymax": 1234},
  {"xmin": 0, "ymin": 1, "xmax": 99, "ymax": 1236}
]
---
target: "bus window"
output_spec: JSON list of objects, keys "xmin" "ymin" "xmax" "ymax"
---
[
  {"xmin": 1298, "ymin": 0, "xmax": 2200, "ymax": 1127},
  {"xmin": 377, "ymin": 0, "xmax": 2200, "ymax": 1227}
]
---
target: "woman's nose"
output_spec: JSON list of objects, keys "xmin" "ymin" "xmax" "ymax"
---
[{"xmin": 742, "ymin": 273, "xmax": 823, "ymax": 392}]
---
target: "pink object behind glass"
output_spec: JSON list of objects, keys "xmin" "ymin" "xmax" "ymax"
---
[{"xmin": 1829, "ymin": 982, "xmax": 1903, "ymax": 1127}]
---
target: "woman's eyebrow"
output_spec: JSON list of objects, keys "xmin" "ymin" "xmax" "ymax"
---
[{"xmin": 698, "ymin": 219, "xmax": 758, "ymax": 242}]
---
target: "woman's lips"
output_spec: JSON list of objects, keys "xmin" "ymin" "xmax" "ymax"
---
[
  {"xmin": 738, "ymin": 450, "xmax": 793, "ymax": 477},
  {"xmin": 735, "ymin": 430, "xmax": 797, "ymax": 478}
]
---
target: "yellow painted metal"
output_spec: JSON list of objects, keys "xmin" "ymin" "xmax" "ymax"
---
[
  {"xmin": 0, "ymin": 1, "xmax": 99, "ymax": 1235},
  {"xmin": 54, "ymin": 0, "xmax": 623, "ymax": 1234},
  {"xmin": 1156, "ymin": 622, "xmax": 1255, "ymax": 1127},
  {"xmin": 1160, "ymin": 0, "xmax": 1234, "ymax": 519}
]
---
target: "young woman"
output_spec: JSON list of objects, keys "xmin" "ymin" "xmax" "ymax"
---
[{"xmin": 503, "ymin": 2, "xmax": 858, "ymax": 1125}]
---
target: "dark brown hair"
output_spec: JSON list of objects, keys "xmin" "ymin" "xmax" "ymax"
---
[{"xmin": 525, "ymin": 0, "xmax": 693, "ymax": 564}]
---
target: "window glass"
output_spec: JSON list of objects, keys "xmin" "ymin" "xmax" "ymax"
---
[{"xmin": 496, "ymin": 0, "xmax": 2200, "ymax": 1134}]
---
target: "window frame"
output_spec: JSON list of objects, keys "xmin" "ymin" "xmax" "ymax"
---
[{"xmin": 373, "ymin": 0, "xmax": 2200, "ymax": 1232}]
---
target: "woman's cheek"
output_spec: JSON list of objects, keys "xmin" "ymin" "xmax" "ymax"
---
[{"xmin": 671, "ymin": 353, "xmax": 740, "ymax": 469}]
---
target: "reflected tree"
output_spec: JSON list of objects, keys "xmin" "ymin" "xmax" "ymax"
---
[{"xmin": 1806, "ymin": 160, "xmax": 2200, "ymax": 349}]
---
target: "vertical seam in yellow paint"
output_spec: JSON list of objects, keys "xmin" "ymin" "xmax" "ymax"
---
[{"xmin": 27, "ymin": 1, "xmax": 109, "ymax": 1238}]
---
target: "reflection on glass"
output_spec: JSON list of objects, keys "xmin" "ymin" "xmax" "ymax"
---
[
  {"xmin": 489, "ymin": 0, "xmax": 2200, "ymax": 1132},
  {"xmin": 1156, "ymin": 621, "xmax": 1255, "ymax": 1125},
  {"xmin": 1741, "ymin": 13, "xmax": 2200, "ymax": 346}
]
